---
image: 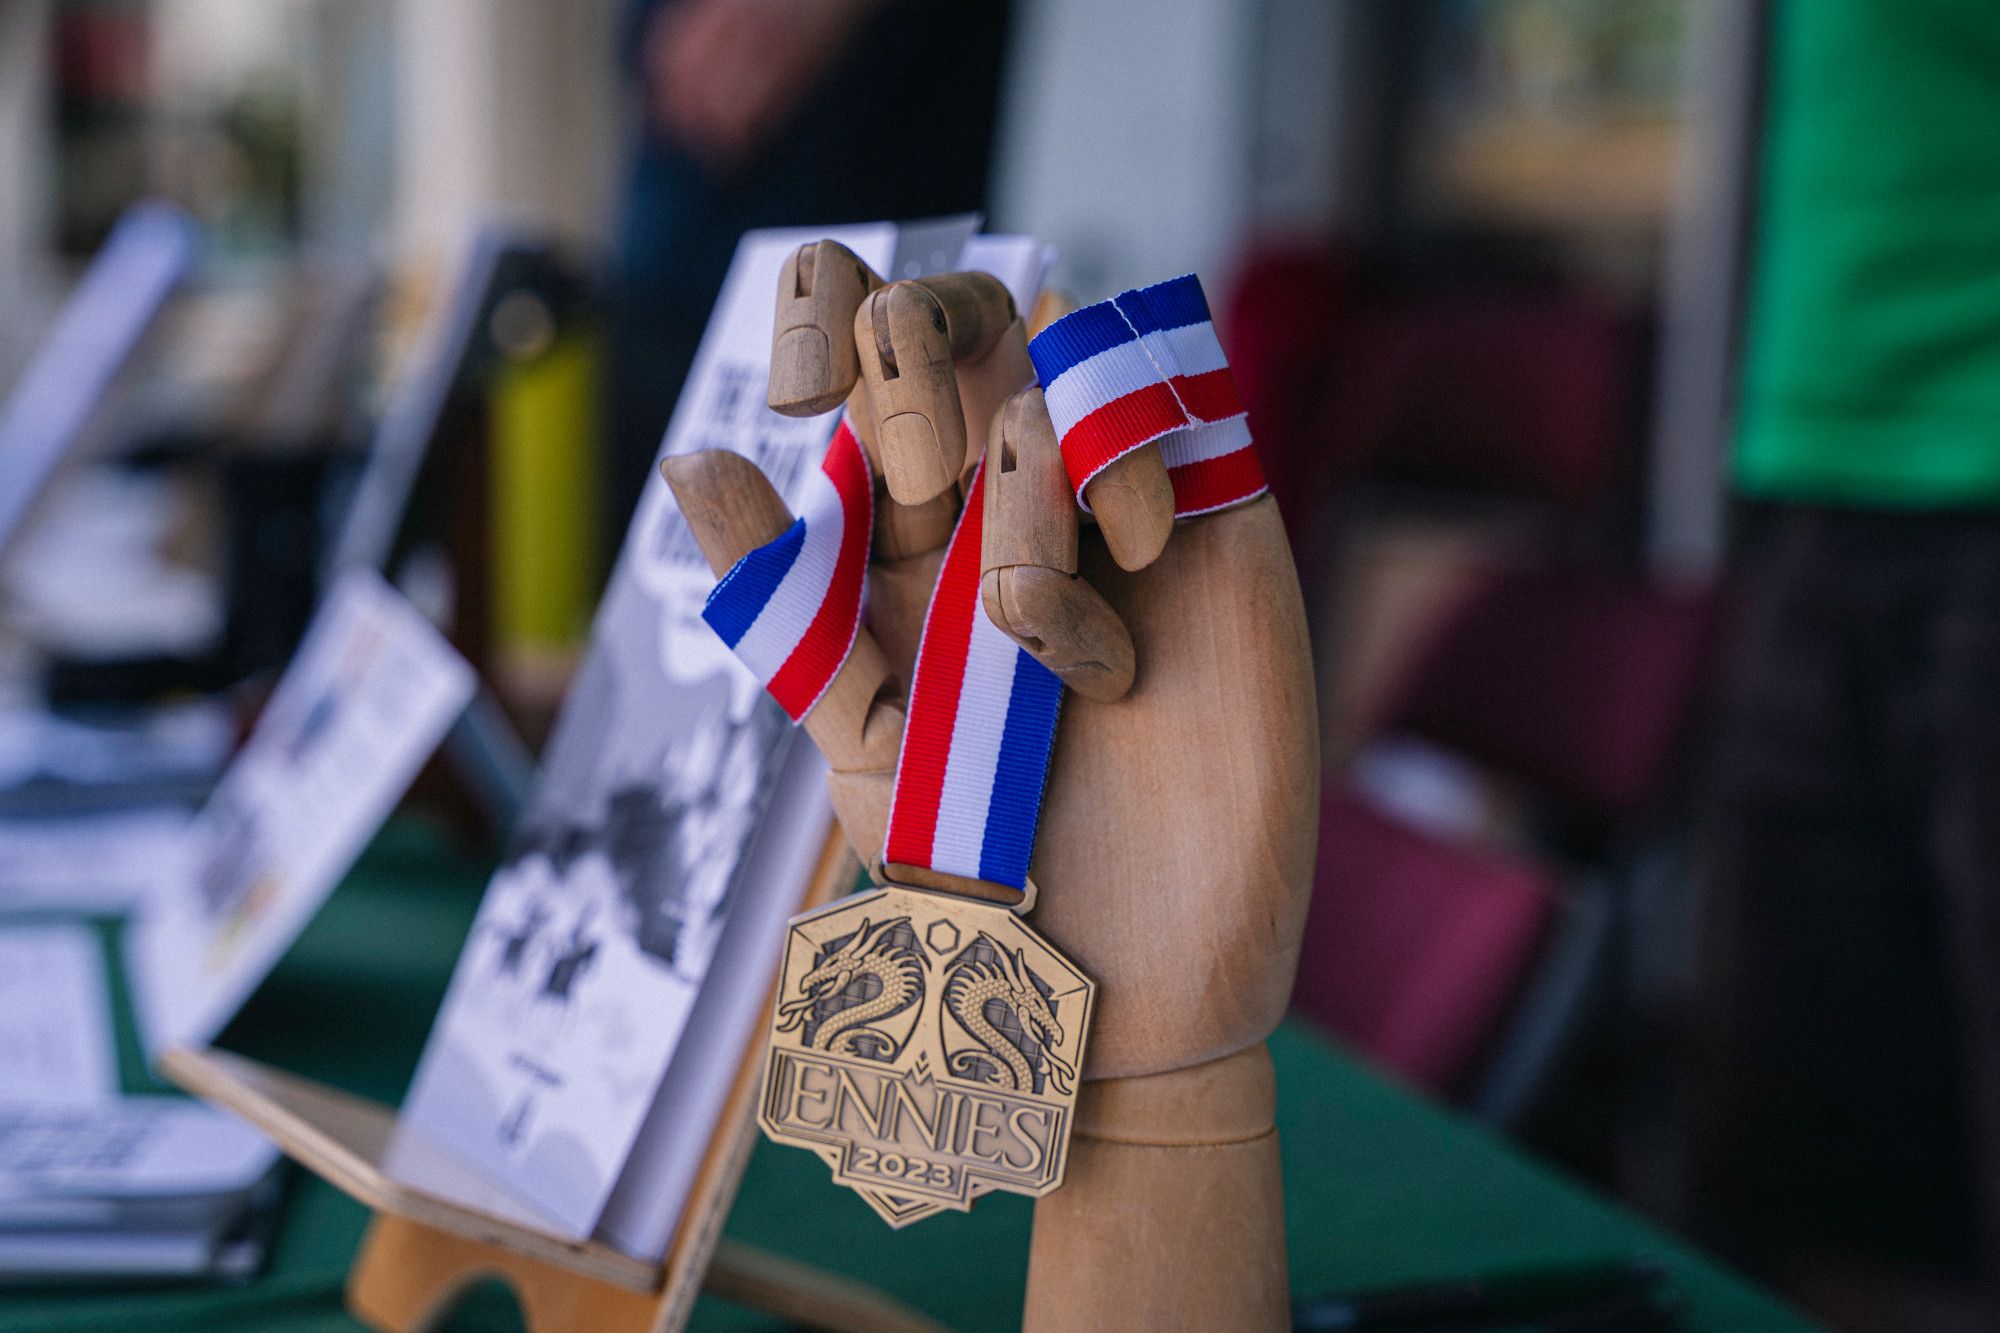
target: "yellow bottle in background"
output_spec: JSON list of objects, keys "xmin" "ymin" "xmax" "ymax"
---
[{"xmin": 489, "ymin": 327, "xmax": 599, "ymax": 667}]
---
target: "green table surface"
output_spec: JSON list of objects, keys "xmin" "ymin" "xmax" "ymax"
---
[{"xmin": 0, "ymin": 822, "xmax": 1819, "ymax": 1332}]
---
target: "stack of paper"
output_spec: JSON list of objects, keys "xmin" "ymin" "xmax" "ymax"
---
[
  {"xmin": 0, "ymin": 571, "xmax": 478, "ymax": 1284},
  {"xmin": 0, "ymin": 1101, "xmax": 282, "ymax": 1281},
  {"xmin": 0, "ymin": 925, "xmax": 281, "ymax": 1282}
]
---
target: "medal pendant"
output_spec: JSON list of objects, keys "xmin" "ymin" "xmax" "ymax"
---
[{"xmin": 757, "ymin": 884, "xmax": 1095, "ymax": 1227}]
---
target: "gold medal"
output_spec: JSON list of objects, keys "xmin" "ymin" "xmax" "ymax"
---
[{"xmin": 758, "ymin": 884, "xmax": 1094, "ymax": 1226}]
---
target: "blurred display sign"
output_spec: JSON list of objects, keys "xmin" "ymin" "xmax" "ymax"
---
[{"xmin": 0, "ymin": 201, "xmax": 199, "ymax": 560}]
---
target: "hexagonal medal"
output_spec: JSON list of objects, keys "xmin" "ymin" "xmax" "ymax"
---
[{"xmin": 757, "ymin": 884, "xmax": 1096, "ymax": 1226}]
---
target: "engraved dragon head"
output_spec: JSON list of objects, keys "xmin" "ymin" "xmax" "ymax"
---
[
  {"xmin": 775, "ymin": 916, "xmax": 918, "ymax": 1032},
  {"xmin": 999, "ymin": 945, "xmax": 1076, "ymax": 1095}
]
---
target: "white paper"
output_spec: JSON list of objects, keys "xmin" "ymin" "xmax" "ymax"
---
[
  {"xmin": 0, "ymin": 926, "xmax": 114, "ymax": 1105},
  {"xmin": 129, "ymin": 570, "xmax": 476, "ymax": 1051},
  {"xmin": 0, "ymin": 808, "xmax": 196, "ymax": 913},
  {"xmin": 0, "ymin": 1099, "xmax": 276, "ymax": 1201}
]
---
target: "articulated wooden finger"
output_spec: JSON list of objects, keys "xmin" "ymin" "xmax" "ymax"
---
[
  {"xmin": 769, "ymin": 240, "xmax": 880, "ymax": 417},
  {"xmin": 658, "ymin": 452, "xmax": 902, "ymax": 781},
  {"xmin": 851, "ymin": 271, "xmax": 1021, "ymax": 507},
  {"xmin": 1082, "ymin": 444, "xmax": 1174, "ymax": 571},
  {"xmin": 952, "ymin": 317, "xmax": 1039, "ymax": 492},
  {"xmin": 855, "ymin": 283, "xmax": 966, "ymax": 506},
  {"xmin": 836, "ymin": 376, "xmax": 957, "ymax": 684},
  {"xmin": 984, "ymin": 388, "xmax": 1077, "ymax": 575},
  {"xmin": 844, "ymin": 375, "xmax": 961, "ymax": 567},
  {"xmin": 981, "ymin": 566, "xmax": 1135, "ymax": 703},
  {"xmin": 918, "ymin": 270, "xmax": 1016, "ymax": 363},
  {"xmin": 981, "ymin": 389, "xmax": 1134, "ymax": 703}
]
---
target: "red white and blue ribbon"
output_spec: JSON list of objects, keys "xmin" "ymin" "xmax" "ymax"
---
[
  {"xmin": 1027, "ymin": 273, "xmax": 1266, "ymax": 518},
  {"xmin": 700, "ymin": 419, "xmax": 872, "ymax": 721},
  {"xmin": 881, "ymin": 458, "xmax": 1063, "ymax": 890},
  {"xmin": 702, "ymin": 271, "xmax": 1261, "ymax": 894}
]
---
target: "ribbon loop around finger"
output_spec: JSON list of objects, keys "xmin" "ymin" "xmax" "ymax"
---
[{"xmin": 1027, "ymin": 274, "xmax": 1266, "ymax": 518}]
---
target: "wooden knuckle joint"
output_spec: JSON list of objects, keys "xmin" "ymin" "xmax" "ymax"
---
[
  {"xmin": 914, "ymin": 270, "xmax": 1016, "ymax": 363},
  {"xmin": 982, "ymin": 386, "xmax": 1077, "ymax": 576},
  {"xmin": 855, "ymin": 282, "xmax": 967, "ymax": 507},
  {"xmin": 981, "ymin": 565, "xmax": 1135, "ymax": 703}
]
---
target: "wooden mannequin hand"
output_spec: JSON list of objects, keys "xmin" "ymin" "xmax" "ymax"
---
[{"xmin": 664, "ymin": 243, "xmax": 1317, "ymax": 1080}]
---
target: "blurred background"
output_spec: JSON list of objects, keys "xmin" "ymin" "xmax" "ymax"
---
[{"xmin": 0, "ymin": 1, "xmax": 1986, "ymax": 1329}]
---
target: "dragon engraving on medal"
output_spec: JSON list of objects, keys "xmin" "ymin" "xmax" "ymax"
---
[
  {"xmin": 774, "ymin": 915, "xmax": 925, "ymax": 1061},
  {"xmin": 942, "ymin": 933, "xmax": 1077, "ymax": 1096},
  {"xmin": 759, "ymin": 886, "xmax": 1095, "ymax": 1226}
]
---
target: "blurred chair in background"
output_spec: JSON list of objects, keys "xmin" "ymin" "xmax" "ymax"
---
[
  {"xmin": 1225, "ymin": 242, "xmax": 1636, "ymax": 534},
  {"xmin": 1292, "ymin": 560, "xmax": 1719, "ymax": 1136},
  {"xmin": 1293, "ymin": 787, "xmax": 1566, "ymax": 1115},
  {"xmin": 1381, "ymin": 564, "xmax": 1720, "ymax": 850}
]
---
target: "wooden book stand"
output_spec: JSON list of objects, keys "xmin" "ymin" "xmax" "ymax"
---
[{"xmin": 159, "ymin": 833, "xmax": 943, "ymax": 1333}]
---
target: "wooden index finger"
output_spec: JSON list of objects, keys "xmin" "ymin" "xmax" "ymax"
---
[{"xmin": 768, "ymin": 240, "xmax": 881, "ymax": 417}]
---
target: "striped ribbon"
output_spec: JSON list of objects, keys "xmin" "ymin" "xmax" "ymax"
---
[
  {"xmin": 881, "ymin": 458, "xmax": 1063, "ymax": 890},
  {"xmin": 1027, "ymin": 273, "xmax": 1266, "ymax": 517},
  {"xmin": 700, "ymin": 419, "xmax": 872, "ymax": 721},
  {"xmin": 701, "ymin": 271, "xmax": 1263, "ymax": 896}
]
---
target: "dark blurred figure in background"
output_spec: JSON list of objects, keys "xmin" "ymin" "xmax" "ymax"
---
[
  {"xmin": 1699, "ymin": 0, "xmax": 2000, "ymax": 1324},
  {"xmin": 606, "ymin": 0, "xmax": 1013, "ymax": 540}
]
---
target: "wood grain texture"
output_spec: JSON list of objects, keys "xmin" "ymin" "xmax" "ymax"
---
[
  {"xmin": 981, "ymin": 566, "xmax": 1134, "ymax": 703},
  {"xmin": 1032, "ymin": 496, "xmax": 1317, "ymax": 1080},
  {"xmin": 918, "ymin": 270, "xmax": 1016, "ymax": 362},
  {"xmin": 768, "ymin": 240, "xmax": 879, "ymax": 417},
  {"xmin": 982, "ymin": 388, "xmax": 1077, "ymax": 576},
  {"xmin": 1082, "ymin": 444, "xmax": 1175, "ymax": 571},
  {"xmin": 856, "ymin": 283, "xmax": 965, "ymax": 505},
  {"xmin": 981, "ymin": 387, "xmax": 1136, "ymax": 702},
  {"xmin": 1023, "ymin": 1048, "xmax": 1288, "ymax": 1332}
]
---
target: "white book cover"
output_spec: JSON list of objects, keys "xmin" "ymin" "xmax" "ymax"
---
[
  {"xmin": 129, "ymin": 570, "xmax": 476, "ymax": 1051},
  {"xmin": 387, "ymin": 218, "xmax": 1037, "ymax": 1248},
  {"xmin": 0, "ymin": 925, "xmax": 115, "ymax": 1105}
]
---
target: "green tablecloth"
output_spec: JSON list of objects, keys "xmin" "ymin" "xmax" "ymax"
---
[{"xmin": 0, "ymin": 822, "xmax": 1818, "ymax": 1332}]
